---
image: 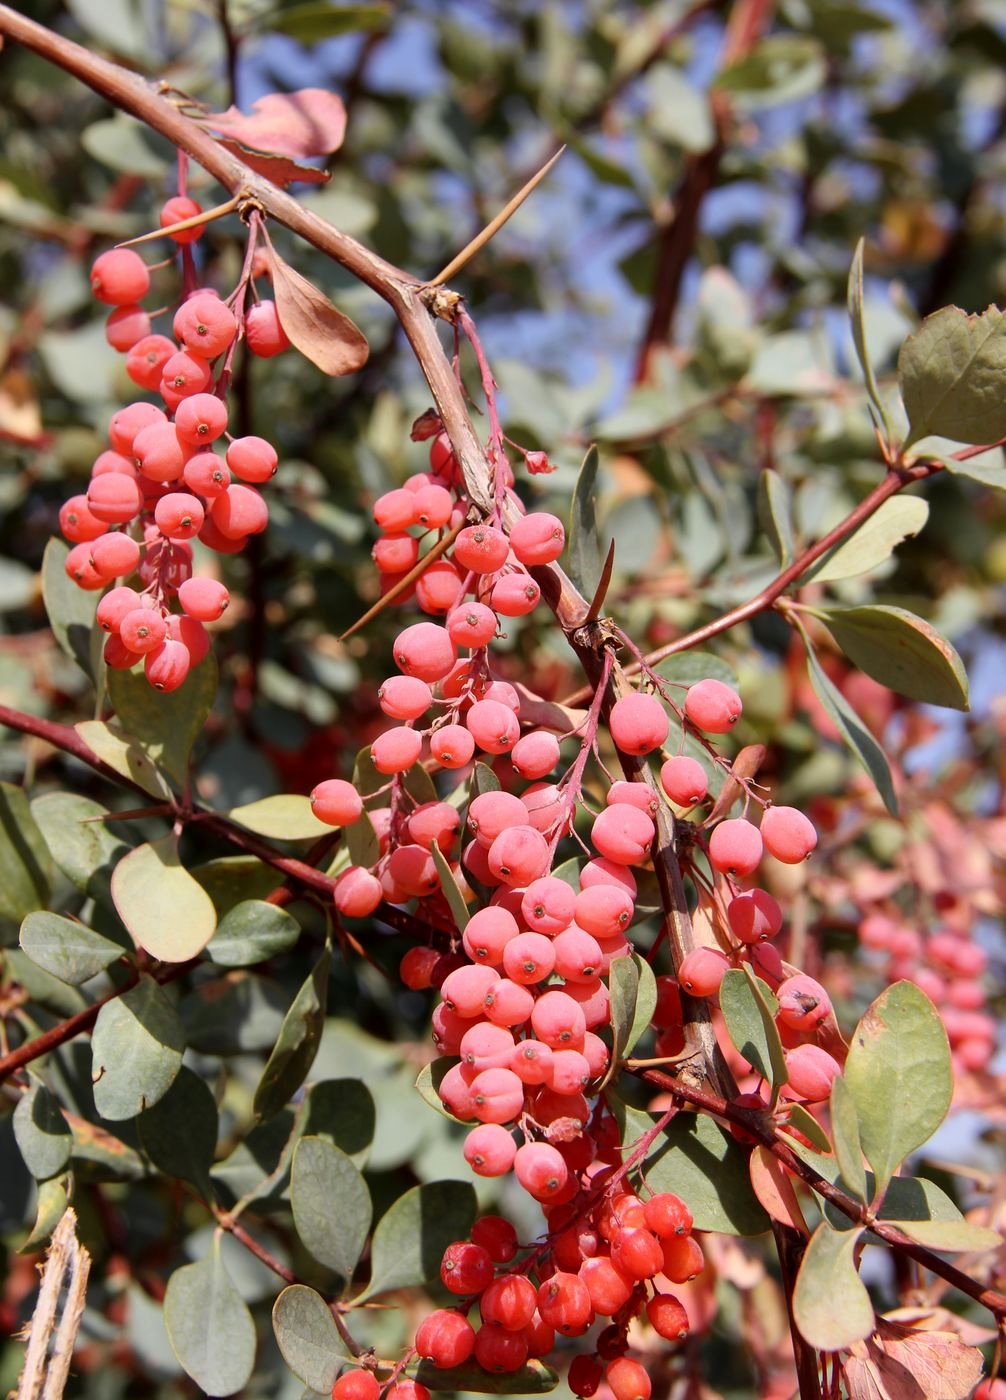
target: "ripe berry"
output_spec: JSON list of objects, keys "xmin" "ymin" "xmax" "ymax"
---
[
  {"xmin": 488, "ymin": 825, "xmax": 550, "ymax": 886},
  {"xmin": 331, "ymin": 1371, "xmax": 380, "ymax": 1400},
  {"xmin": 174, "ymin": 392, "xmax": 228, "ymax": 445},
  {"xmin": 511, "ymin": 730, "xmax": 560, "ymax": 780},
  {"xmin": 87, "ymin": 473, "xmax": 142, "ymax": 524},
  {"xmin": 784, "ymin": 1044, "xmax": 841, "ymax": 1101},
  {"xmin": 119, "ymin": 609, "xmax": 167, "ymax": 654},
  {"xmin": 126, "ymin": 334, "xmax": 176, "ymax": 391},
  {"xmin": 685, "ymin": 678, "xmax": 743, "ymax": 733},
  {"xmin": 399, "ymin": 945, "xmax": 439, "ymax": 990},
  {"xmin": 609, "ymin": 691, "xmax": 669, "ymax": 756},
  {"xmin": 310, "ymin": 778, "xmax": 363, "ymax": 826},
  {"xmin": 471, "ymin": 1214, "xmax": 518, "ymax": 1263},
  {"xmin": 385, "ymin": 1384, "xmax": 430, "ymax": 1400},
  {"xmin": 509, "ymin": 510, "xmax": 565, "ymax": 565},
  {"xmin": 414, "ymin": 1309, "xmax": 476, "ymax": 1368},
  {"xmin": 610, "ymin": 1225, "xmax": 663, "ymax": 1280},
  {"xmin": 503, "ymin": 930, "xmax": 556, "ymax": 985},
  {"xmin": 447, "ymin": 602, "xmax": 498, "ymax": 648},
  {"xmin": 575, "ymin": 884, "xmax": 633, "ymax": 940},
  {"xmin": 160, "ymin": 349, "xmax": 212, "ymax": 398},
  {"xmin": 109, "ymin": 401, "xmax": 166, "ymax": 455},
  {"xmin": 643, "ymin": 1192, "xmax": 692, "ymax": 1238},
  {"xmin": 334, "ymin": 866, "xmax": 383, "ymax": 917},
  {"xmin": 469, "ymin": 1067, "xmax": 524, "ymax": 1125},
  {"xmin": 491, "ymin": 572, "xmax": 541, "ymax": 616},
  {"xmin": 439, "ymin": 1240, "xmax": 494, "ymax": 1295},
  {"xmin": 464, "ymin": 1123, "xmax": 517, "ymax": 1176},
  {"xmin": 462, "ymin": 906, "xmax": 518, "ymax": 965},
  {"xmin": 133, "ymin": 423, "xmax": 186, "ymax": 482},
  {"xmin": 473, "ymin": 1324, "xmax": 529, "ymax": 1374},
  {"xmin": 154, "ymin": 492, "xmax": 204, "ymax": 541},
  {"xmin": 480, "ymin": 1274, "xmax": 537, "ymax": 1331},
  {"xmin": 761, "ymin": 804, "xmax": 818, "ymax": 863},
  {"xmin": 568, "ymin": 1355, "xmax": 604, "ymax": 1397},
  {"xmin": 677, "ymin": 946, "xmax": 730, "ymax": 997},
  {"xmin": 159, "ymin": 195, "xmax": 203, "ymax": 243},
  {"xmin": 660, "ymin": 1232, "xmax": 704, "ymax": 1282},
  {"xmin": 578, "ymin": 1256, "xmax": 633, "ymax": 1315},
  {"xmin": 465, "ymin": 699, "xmax": 519, "ymax": 754},
  {"xmin": 144, "ymin": 637, "xmax": 191, "ymax": 692},
  {"xmin": 412, "ymin": 483, "xmax": 453, "ymax": 527},
  {"xmin": 514, "ymin": 1141, "xmax": 569, "ymax": 1201},
  {"xmin": 430, "ymin": 724, "xmax": 476, "ymax": 768},
  {"xmin": 212, "ymin": 484, "xmax": 269, "ymax": 538},
  {"xmin": 454, "ymin": 524, "xmax": 509, "ymax": 572},
  {"xmin": 484, "ymin": 977, "xmax": 534, "ymax": 1028},
  {"xmin": 60, "ymin": 495, "xmax": 106, "ymax": 544},
  {"xmin": 394, "ymin": 622, "xmax": 457, "ymax": 683},
  {"xmin": 536, "ymin": 1272, "xmax": 594, "ymax": 1336},
  {"xmin": 90, "ymin": 532, "xmax": 140, "ymax": 580},
  {"xmin": 173, "ymin": 292, "xmax": 237, "ymax": 359},
  {"xmin": 90, "ymin": 249, "xmax": 150, "ymax": 306},
  {"xmin": 245, "ymin": 300, "xmax": 290, "ymax": 357},
  {"xmin": 647, "ymin": 1291, "xmax": 690, "ymax": 1341},
  {"xmin": 660, "ymin": 755, "xmax": 709, "ymax": 806},
  {"xmin": 64, "ymin": 543, "xmax": 104, "ymax": 589},
  {"xmin": 728, "ymin": 888, "xmax": 783, "ymax": 943},
  {"xmin": 590, "ymin": 804, "xmax": 655, "ymax": 866},
  {"xmin": 371, "ymin": 726, "xmax": 423, "ymax": 773},
  {"xmin": 708, "ymin": 818, "xmax": 763, "ymax": 876},
  {"xmin": 378, "ymin": 675, "xmax": 432, "ymax": 721},
  {"xmin": 521, "ymin": 876, "xmax": 576, "ymax": 935},
  {"xmin": 776, "ymin": 974, "xmax": 832, "ymax": 1031},
  {"xmin": 606, "ymin": 1357, "xmax": 652, "ymax": 1400},
  {"xmin": 105, "ymin": 304, "xmax": 151, "ymax": 351},
  {"xmin": 177, "ymin": 576, "xmax": 229, "ymax": 621},
  {"xmin": 531, "ymin": 989, "xmax": 587, "ymax": 1047}
]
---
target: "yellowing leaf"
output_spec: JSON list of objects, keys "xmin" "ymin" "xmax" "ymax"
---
[{"xmin": 111, "ymin": 835, "xmax": 217, "ymax": 961}]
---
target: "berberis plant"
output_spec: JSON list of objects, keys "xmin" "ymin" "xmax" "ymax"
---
[{"xmin": 0, "ymin": 3, "xmax": 1003, "ymax": 1399}]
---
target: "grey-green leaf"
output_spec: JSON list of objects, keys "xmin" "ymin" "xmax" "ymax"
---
[
  {"xmin": 164, "ymin": 1239, "xmax": 257, "ymax": 1396},
  {"xmin": 206, "ymin": 900, "xmax": 301, "ymax": 967},
  {"xmin": 812, "ymin": 604, "xmax": 969, "ymax": 711},
  {"xmin": 301, "ymin": 1079, "xmax": 376, "ymax": 1168},
  {"xmin": 272, "ymin": 1284, "xmax": 349, "ymax": 1393},
  {"xmin": 41, "ymin": 537, "xmax": 102, "ymax": 680},
  {"xmin": 30, "ymin": 792, "xmax": 132, "ymax": 903},
  {"xmin": 804, "ymin": 640, "xmax": 898, "ymax": 814},
  {"xmin": 355, "ymin": 1180, "xmax": 477, "ymax": 1302},
  {"xmin": 847, "ymin": 238, "xmax": 891, "ymax": 436},
  {"xmin": 883, "ymin": 1219, "xmax": 1002, "ymax": 1253},
  {"xmin": 802, "ymin": 496, "xmax": 929, "ymax": 585},
  {"xmin": 568, "ymin": 444, "xmax": 603, "ymax": 598},
  {"xmin": 639, "ymin": 1108, "xmax": 770, "ymax": 1236},
  {"xmin": 254, "ymin": 944, "xmax": 332, "ymax": 1120},
  {"xmin": 291, "ymin": 1136, "xmax": 371, "ymax": 1283},
  {"xmin": 843, "ymin": 980, "xmax": 953, "ymax": 1199},
  {"xmin": 137, "ymin": 1066, "xmax": 218, "ymax": 1196},
  {"xmin": 20, "ymin": 912, "xmax": 124, "ymax": 985},
  {"xmin": 430, "ymin": 839, "xmax": 470, "ymax": 931},
  {"xmin": 719, "ymin": 968, "xmax": 787, "ymax": 1094},
  {"xmin": 793, "ymin": 1222, "xmax": 873, "ymax": 1350},
  {"xmin": 412, "ymin": 1359, "xmax": 560, "ymax": 1393},
  {"xmin": 0, "ymin": 782, "xmax": 53, "ymax": 926},
  {"xmin": 108, "ymin": 655, "xmax": 217, "ymax": 787},
  {"xmin": 90, "ymin": 975, "xmax": 185, "ymax": 1121},
  {"xmin": 607, "ymin": 954, "xmax": 657, "ymax": 1079},
  {"xmin": 13, "ymin": 1082, "xmax": 72, "ymax": 1180},
  {"xmin": 829, "ymin": 1074, "xmax": 868, "ymax": 1205},
  {"xmin": 898, "ymin": 303, "xmax": 1006, "ymax": 448},
  {"xmin": 757, "ymin": 469, "xmax": 795, "ymax": 568}
]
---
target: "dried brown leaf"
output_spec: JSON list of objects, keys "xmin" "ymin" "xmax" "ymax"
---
[
  {"xmin": 844, "ymin": 1323, "xmax": 985, "ymax": 1400},
  {"xmin": 214, "ymin": 138, "xmax": 331, "ymax": 187},
  {"xmin": 204, "ymin": 89, "xmax": 346, "ymax": 158},
  {"xmin": 265, "ymin": 247, "xmax": 368, "ymax": 377}
]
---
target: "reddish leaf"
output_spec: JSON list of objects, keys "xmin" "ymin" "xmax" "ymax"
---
[
  {"xmin": 749, "ymin": 1146, "xmax": 809, "ymax": 1234},
  {"xmin": 214, "ymin": 137, "xmax": 330, "ymax": 188},
  {"xmin": 265, "ymin": 247, "xmax": 368, "ymax": 377},
  {"xmin": 844, "ymin": 1321, "xmax": 985, "ymax": 1400},
  {"xmin": 204, "ymin": 89, "xmax": 346, "ymax": 159}
]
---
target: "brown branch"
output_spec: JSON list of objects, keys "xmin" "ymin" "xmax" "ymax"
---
[{"xmin": 635, "ymin": 1067, "xmax": 1006, "ymax": 1319}]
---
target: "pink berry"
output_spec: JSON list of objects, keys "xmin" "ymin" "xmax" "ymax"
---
[
  {"xmin": 462, "ymin": 906, "xmax": 518, "ymax": 965},
  {"xmin": 685, "ymin": 678, "xmax": 743, "ymax": 733},
  {"xmin": 173, "ymin": 292, "xmax": 237, "ymax": 359},
  {"xmin": 394, "ymin": 622, "xmax": 457, "ymax": 683},
  {"xmin": 609, "ymin": 692, "xmax": 669, "ymax": 756},
  {"xmin": 509, "ymin": 511, "xmax": 565, "ymax": 565},
  {"xmin": 531, "ymin": 989, "xmax": 587, "ymax": 1047},
  {"xmin": 465, "ymin": 699, "xmax": 520, "ymax": 754},
  {"xmin": 574, "ymin": 884, "xmax": 633, "ymax": 940},
  {"xmin": 60, "ymin": 495, "xmax": 106, "ymax": 544},
  {"xmin": 373, "ymin": 488, "xmax": 418, "ymax": 531},
  {"xmin": 487, "ymin": 825, "xmax": 550, "ymax": 886},
  {"xmin": 144, "ymin": 637, "xmax": 191, "ymax": 692},
  {"xmin": 64, "ymin": 543, "xmax": 104, "ymax": 590},
  {"xmin": 430, "ymin": 724, "xmax": 475, "ymax": 768},
  {"xmin": 784, "ymin": 1044, "xmax": 841, "ymax": 1101},
  {"xmin": 159, "ymin": 195, "xmax": 203, "ymax": 244},
  {"xmin": 708, "ymin": 818, "xmax": 763, "ymax": 876},
  {"xmin": 133, "ymin": 422, "xmax": 186, "ymax": 482},
  {"xmin": 521, "ymin": 876, "xmax": 576, "ymax": 935},
  {"xmin": 90, "ymin": 532, "xmax": 140, "ymax": 580},
  {"xmin": 154, "ymin": 492, "xmax": 204, "ymax": 540},
  {"xmin": 412, "ymin": 483, "xmax": 453, "ymax": 528},
  {"xmin": 590, "ymin": 804, "xmax": 655, "ymax": 865},
  {"xmin": 776, "ymin": 974, "xmax": 832, "ymax": 1031},
  {"xmin": 167, "ymin": 613, "xmax": 209, "ymax": 663},
  {"xmin": 334, "ymin": 866, "xmax": 383, "ymax": 917},
  {"xmin": 728, "ymin": 889, "xmax": 783, "ymax": 943},
  {"xmin": 244, "ymin": 300, "xmax": 290, "ymax": 357},
  {"xmin": 160, "ymin": 349, "xmax": 212, "ymax": 398},
  {"xmin": 441, "ymin": 964, "xmax": 498, "ymax": 1017},
  {"xmin": 371, "ymin": 726, "xmax": 422, "ymax": 774},
  {"xmin": 407, "ymin": 801, "xmax": 460, "ymax": 852},
  {"xmin": 490, "ymin": 572, "xmax": 541, "ymax": 617},
  {"xmin": 174, "ymin": 393, "xmax": 227, "ymax": 447},
  {"xmin": 90, "ymin": 248, "xmax": 150, "ymax": 306},
  {"xmin": 96, "ymin": 586, "xmax": 143, "ymax": 633},
  {"xmin": 580, "ymin": 858, "xmax": 637, "ymax": 898},
  {"xmin": 378, "ymin": 675, "xmax": 432, "ymax": 721},
  {"xmin": 553, "ymin": 927, "xmax": 604, "ymax": 982},
  {"xmin": 606, "ymin": 781, "xmax": 659, "ymax": 816},
  {"xmin": 447, "ymin": 602, "xmax": 498, "ymax": 648},
  {"xmin": 514, "ymin": 1142, "xmax": 569, "ymax": 1201},
  {"xmin": 483, "ymin": 977, "xmax": 534, "ymax": 1027},
  {"xmin": 461, "ymin": 1023, "xmax": 516, "ymax": 1073},
  {"xmin": 660, "ymin": 755, "xmax": 709, "ymax": 806},
  {"xmin": 108, "ymin": 402, "xmax": 166, "ymax": 455},
  {"xmin": 453, "ymin": 524, "xmax": 509, "ymax": 573},
  {"xmin": 126, "ymin": 335, "xmax": 176, "ymax": 391},
  {"xmin": 469, "ymin": 1067, "xmax": 524, "ymax": 1125},
  {"xmin": 310, "ymin": 778, "xmax": 363, "ymax": 826},
  {"xmin": 511, "ymin": 730, "xmax": 560, "ymax": 780},
  {"xmin": 415, "ymin": 560, "xmax": 464, "ymax": 614},
  {"xmin": 212, "ymin": 484, "xmax": 269, "ymax": 538},
  {"xmin": 678, "ymin": 946, "xmax": 731, "ymax": 997},
  {"xmin": 468, "ymin": 790, "xmax": 527, "ymax": 847},
  {"xmin": 502, "ymin": 930, "xmax": 556, "ymax": 984},
  {"xmin": 177, "ymin": 576, "xmax": 229, "ymax": 621},
  {"xmin": 761, "ymin": 805, "xmax": 818, "ymax": 863},
  {"xmin": 119, "ymin": 609, "xmax": 167, "ymax": 655},
  {"xmin": 105, "ymin": 304, "xmax": 151, "ymax": 351},
  {"xmin": 87, "ymin": 473, "xmax": 142, "ymax": 525}
]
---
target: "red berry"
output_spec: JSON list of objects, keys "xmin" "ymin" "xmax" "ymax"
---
[
  {"xmin": 685, "ymin": 678, "xmax": 743, "ymax": 733},
  {"xmin": 90, "ymin": 532, "xmax": 141, "ymax": 580},
  {"xmin": 536, "ymin": 1272, "xmax": 594, "ymax": 1336},
  {"xmin": 310, "ymin": 778, "xmax": 363, "ymax": 826},
  {"xmin": 105, "ymin": 304, "xmax": 150, "ymax": 351},
  {"xmin": 480, "ymin": 1274, "xmax": 537, "ymax": 1331},
  {"xmin": 439, "ymin": 1240, "xmax": 494, "ymax": 1296},
  {"xmin": 647, "ymin": 1291, "xmax": 690, "ymax": 1340},
  {"xmin": 642, "ymin": 1192, "xmax": 692, "ymax": 1238},
  {"xmin": 226, "ymin": 435, "xmax": 278, "ymax": 483},
  {"xmin": 473, "ymin": 1323, "xmax": 529, "ymax": 1374},
  {"xmin": 91, "ymin": 249, "xmax": 150, "ymax": 306},
  {"xmin": 776, "ymin": 974, "xmax": 832, "ymax": 1031},
  {"xmin": 471, "ymin": 1215, "xmax": 519, "ymax": 1263},
  {"xmin": 245, "ymin": 300, "xmax": 290, "ymax": 357},
  {"xmin": 144, "ymin": 637, "xmax": 191, "ymax": 692},
  {"xmin": 154, "ymin": 492, "xmax": 204, "ymax": 541},
  {"xmin": 60, "ymin": 494, "xmax": 106, "ymax": 544},
  {"xmin": 784, "ymin": 1044, "xmax": 841, "ymax": 1101},
  {"xmin": 212, "ymin": 484, "xmax": 269, "ymax": 538},
  {"xmin": 677, "ymin": 946, "xmax": 730, "ymax": 997},
  {"xmin": 606, "ymin": 1357, "xmax": 652, "ymax": 1400},
  {"xmin": 126, "ymin": 334, "xmax": 176, "ymax": 391},
  {"xmin": 173, "ymin": 292, "xmax": 237, "ymax": 358},
  {"xmin": 453, "ymin": 524, "xmax": 509, "ymax": 572},
  {"xmin": 177, "ymin": 576, "xmax": 229, "ymax": 621},
  {"xmin": 568, "ymin": 1355, "xmax": 604, "ymax": 1397},
  {"xmin": 509, "ymin": 510, "xmax": 565, "ymax": 565},
  {"xmin": 414, "ymin": 1309, "xmax": 476, "ymax": 1368},
  {"xmin": 393, "ymin": 622, "xmax": 457, "ymax": 683},
  {"xmin": 159, "ymin": 195, "xmax": 203, "ymax": 244},
  {"xmin": 331, "ymin": 1370, "xmax": 379, "ymax": 1400},
  {"xmin": 174, "ymin": 392, "xmax": 228, "ymax": 446},
  {"xmin": 761, "ymin": 805, "xmax": 818, "ymax": 863},
  {"xmin": 513, "ymin": 1141, "xmax": 569, "ymax": 1201},
  {"xmin": 727, "ymin": 889, "xmax": 783, "ymax": 943}
]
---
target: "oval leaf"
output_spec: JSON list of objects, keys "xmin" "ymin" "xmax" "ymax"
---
[
  {"xmin": 898, "ymin": 303, "xmax": 1006, "ymax": 448},
  {"xmin": 206, "ymin": 900, "xmax": 301, "ymax": 967},
  {"xmin": 757, "ymin": 468, "xmax": 795, "ymax": 568},
  {"xmin": 254, "ymin": 944, "xmax": 332, "ymax": 1120},
  {"xmin": 20, "ymin": 912, "xmax": 124, "ymax": 985},
  {"xmin": 228, "ymin": 794, "xmax": 333, "ymax": 841},
  {"xmin": 804, "ymin": 641, "xmax": 898, "ymax": 815},
  {"xmin": 42, "ymin": 537, "xmax": 101, "ymax": 679},
  {"xmin": 813, "ymin": 604, "xmax": 969, "ymax": 711},
  {"xmin": 108, "ymin": 656, "xmax": 217, "ymax": 787},
  {"xmin": 430, "ymin": 839, "xmax": 470, "ymax": 931},
  {"xmin": 883, "ymin": 1219, "xmax": 1002, "ymax": 1253},
  {"xmin": 272, "ymin": 1284, "xmax": 348, "ymax": 1393},
  {"xmin": 75, "ymin": 720, "xmax": 173, "ymax": 801},
  {"xmin": 91, "ymin": 975, "xmax": 185, "ymax": 1121},
  {"xmin": 137, "ymin": 1066, "xmax": 218, "ymax": 1195},
  {"xmin": 356, "ymin": 1180, "xmax": 476, "ymax": 1302},
  {"xmin": 843, "ymin": 981, "xmax": 953, "ymax": 1198},
  {"xmin": 606, "ymin": 953, "xmax": 657, "ymax": 1080},
  {"xmin": 30, "ymin": 792, "xmax": 132, "ymax": 902},
  {"xmin": 635, "ymin": 1106, "xmax": 770, "ymax": 1236},
  {"xmin": 803, "ymin": 496, "xmax": 929, "ymax": 584},
  {"xmin": 830, "ymin": 1074, "xmax": 868, "ymax": 1205},
  {"xmin": 412, "ymin": 1359, "xmax": 560, "ymax": 1393},
  {"xmin": 291, "ymin": 1136, "xmax": 372, "ymax": 1283},
  {"xmin": 848, "ymin": 237, "xmax": 892, "ymax": 436},
  {"xmin": 266, "ymin": 246, "xmax": 368, "ymax": 376},
  {"xmin": 111, "ymin": 834, "xmax": 218, "ymax": 961},
  {"xmin": 13, "ymin": 1081, "xmax": 72, "ymax": 1180},
  {"xmin": 205, "ymin": 89, "xmax": 347, "ymax": 159},
  {"xmin": 568, "ymin": 444, "xmax": 603, "ymax": 598},
  {"xmin": 164, "ymin": 1239, "xmax": 256, "ymax": 1396},
  {"xmin": 0, "ymin": 782, "xmax": 53, "ymax": 923},
  {"xmin": 301, "ymin": 1078, "xmax": 376, "ymax": 1167},
  {"xmin": 793, "ymin": 1222, "xmax": 873, "ymax": 1351},
  {"xmin": 719, "ymin": 967, "xmax": 787, "ymax": 1094}
]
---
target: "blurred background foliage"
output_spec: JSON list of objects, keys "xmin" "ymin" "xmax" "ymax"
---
[{"xmin": 0, "ymin": 0, "xmax": 1004, "ymax": 1396}]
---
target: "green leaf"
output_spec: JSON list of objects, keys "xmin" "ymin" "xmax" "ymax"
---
[
  {"xmin": 829, "ymin": 1075, "xmax": 868, "ymax": 1204},
  {"xmin": 206, "ymin": 900, "xmax": 301, "ymax": 967},
  {"xmin": 356, "ymin": 1180, "xmax": 477, "ymax": 1302},
  {"xmin": 847, "ymin": 238, "xmax": 892, "ymax": 437},
  {"xmin": 75, "ymin": 720, "xmax": 173, "ymax": 801},
  {"xmin": 789, "ymin": 1140, "xmax": 966, "ymax": 1227},
  {"xmin": 568, "ymin": 444, "xmax": 603, "ymax": 598},
  {"xmin": 228, "ymin": 794, "xmax": 332, "ymax": 841},
  {"xmin": 41, "ymin": 538, "xmax": 102, "ymax": 680},
  {"xmin": 108, "ymin": 656, "xmax": 217, "ymax": 787},
  {"xmin": 716, "ymin": 36, "xmax": 826, "ymax": 110},
  {"xmin": 793, "ymin": 1222, "xmax": 873, "ymax": 1350},
  {"xmin": 291, "ymin": 1137, "xmax": 372, "ymax": 1283},
  {"xmin": 784, "ymin": 1103, "xmax": 832, "ymax": 1154},
  {"xmin": 111, "ymin": 834, "xmax": 218, "ymax": 962},
  {"xmin": 20, "ymin": 912, "xmax": 124, "ymax": 985},
  {"xmin": 272, "ymin": 1284, "xmax": 348, "ymax": 1393},
  {"xmin": 607, "ymin": 954, "xmax": 657, "ymax": 1077},
  {"xmin": 757, "ymin": 469, "xmax": 795, "ymax": 568},
  {"xmin": 137, "ymin": 1066, "xmax": 218, "ymax": 1196},
  {"xmin": 263, "ymin": 2, "xmax": 391, "ymax": 42},
  {"xmin": 651, "ymin": 650, "xmax": 738, "ymax": 688},
  {"xmin": 720, "ymin": 968, "xmax": 787, "ymax": 1095},
  {"xmin": 412, "ymin": 1359, "xmax": 560, "ymax": 1393},
  {"xmin": 13, "ymin": 1081, "xmax": 72, "ymax": 1180},
  {"xmin": 643, "ymin": 64, "xmax": 715, "ymax": 153},
  {"xmin": 192, "ymin": 856, "xmax": 282, "ymax": 914},
  {"xmin": 30, "ymin": 793, "xmax": 131, "ymax": 902},
  {"xmin": 469, "ymin": 761, "xmax": 500, "ymax": 797},
  {"xmin": 164, "ymin": 1238, "xmax": 257, "ymax": 1396},
  {"xmin": 802, "ymin": 496, "xmax": 929, "ymax": 585},
  {"xmin": 81, "ymin": 114, "xmax": 168, "ymax": 176},
  {"xmin": 0, "ymin": 782, "xmax": 53, "ymax": 926},
  {"xmin": 415, "ymin": 1058, "xmax": 471, "ymax": 1125},
  {"xmin": 639, "ymin": 1109, "xmax": 771, "ymax": 1236},
  {"xmin": 344, "ymin": 810, "xmax": 380, "ymax": 869},
  {"xmin": 430, "ymin": 839, "xmax": 470, "ymax": 931},
  {"xmin": 933, "ymin": 441, "xmax": 1006, "ymax": 490},
  {"xmin": 843, "ymin": 981, "xmax": 953, "ymax": 1198},
  {"xmin": 301, "ymin": 1079, "xmax": 376, "ymax": 1167},
  {"xmin": 91, "ymin": 975, "xmax": 185, "ymax": 1121},
  {"xmin": 254, "ymin": 944, "xmax": 332, "ymax": 1120},
  {"xmin": 882, "ymin": 1219, "xmax": 1002, "ymax": 1253},
  {"xmin": 898, "ymin": 303, "xmax": 1006, "ymax": 448},
  {"xmin": 811, "ymin": 604, "xmax": 969, "ymax": 711},
  {"xmin": 803, "ymin": 639, "xmax": 898, "ymax": 815},
  {"xmin": 21, "ymin": 1176, "xmax": 71, "ymax": 1251}
]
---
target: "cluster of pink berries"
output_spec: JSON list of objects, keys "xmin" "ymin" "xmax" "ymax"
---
[{"xmin": 59, "ymin": 197, "xmax": 290, "ymax": 690}]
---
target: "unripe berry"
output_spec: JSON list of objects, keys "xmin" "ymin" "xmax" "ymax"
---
[
  {"xmin": 609, "ymin": 691, "xmax": 669, "ymax": 755},
  {"xmin": 708, "ymin": 818, "xmax": 763, "ymax": 876},
  {"xmin": 488, "ymin": 825, "xmax": 550, "ymax": 886},
  {"xmin": 552, "ymin": 927, "xmax": 603, "ymax": 983},
  {"xmin": 469, "ymin": 1066, "xmax": 524, "ymax": 1124},
  {"xmin": 159, "ymin": 195, "xmax": 203, "ymax": 243},
  {"xmin": 575, "ymin": 884, "xmax": 633, "ymax": 940},
  {"xmin": 531, "ymin": 989, "xmax": 587, "ymax": 1047},
  {"xmin": 678, "ymin": 946, "xmax": 730, "ymax": 997},
  {"xmin": 245, "ymin": 300, "xmax": 290, "ymax": 357},
  {"xmin": 91, "ymin": 248, "xmax": 150, "ymax": 306},
  {"xmin": 310, "ymin": 778, "xmax": 363, "ymax": 826},
  {"xmin": 521, "ymin": 876, "xmax": 576, "ymax": 935},
  {"xmin": 685, "ymin": 677, "xmax": 743, "ymax": 732},
  {"xmin": 509, "ymin": 510, "xmax": 565, "ymax": 564},
  {"xmin": 784, "ymin": 1044, "xmax": 841, "ymax": 1101},
  {"xmin": 761, "ymin": 804, "xmax": 818, "ymax": 863},
  {"xmin": 660, "ymin": 755, "xmax": 709, "ymax": 806}
]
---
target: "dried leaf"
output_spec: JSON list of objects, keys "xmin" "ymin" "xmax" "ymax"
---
[
  {"xmin": 844, "ymin": 1320, "xmax": 985, "ymax": 1400},
  {"xmin": 214, "ymin": 137, "xmax": 330, "ymax": 187},
  {"xmin": 204, "ymin": 89, "xmax": 346, "ymax": 159},
  {"xmin": 265, "ymin": 246, "xmax": 369, "ymax": 377}
]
